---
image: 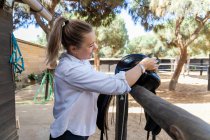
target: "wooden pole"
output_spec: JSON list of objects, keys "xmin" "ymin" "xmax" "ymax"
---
[
  {"xmin": 130, "ymin": 85, "xmax": 210, "ymax": 140},
  {"xmin": 208, "ymin": 54, "xmax": 210, "ymax": 91},
  {"xmin": 45, "ymin": 69, "xmax": 49, "ymax": 100},
  {"xmin": 200, "ymin": 59, "xmax": 203, "ymax": 76}
]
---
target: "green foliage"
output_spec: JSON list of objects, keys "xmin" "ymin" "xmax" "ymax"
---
[
  {"xmin": 189, "ymin": 23, "xmax": 210, "ymax": 57},
  {"xmin": 96, "ymin": 16, "xmax": 129, "ymax": 58},
  {"xmin": 28, "ymin": 73, "xmax": 38, "ymax": 81},
  {"xmin": 129, "ymin": 0, "xmax": 209, "ymax": 29},
  {"xmin": 127, "ymin": 33, "xmax": 167, "ymax": 57},
  {"xmin": 13, "ymin": 2, "xmax": 35, "ymax": 29},
  {"xmin": 33, "ymin": 31, "xmax": 47, "ymax": 46},
  {"xmin": 13, "ymin": 0, "xmax": 128, "ymax": 30},
  {"xmin": 128, "ymin": 0, "xmax": 161, "ymax": 31}
]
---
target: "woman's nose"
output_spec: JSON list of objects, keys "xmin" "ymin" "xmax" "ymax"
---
[{"xmin": 93, "ymin": 43, "xmax": 98, "ymax": 51}]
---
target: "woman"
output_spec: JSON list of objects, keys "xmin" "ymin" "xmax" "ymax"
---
[{"xmin": 47, "ymin": 17, "xmax": 158, "ymax": 140}]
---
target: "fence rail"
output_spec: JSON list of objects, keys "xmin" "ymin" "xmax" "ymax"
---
[
  {"xmin": 130, "ymin": 85, "xmax": 210, "ymax": 140},
  {"xmin": 90, "ymin": 59, "xmax": 209, "ymax": 74},
  {"xmin": 158, "ymin": 63, "xmax": 209, "ymax": 72}
]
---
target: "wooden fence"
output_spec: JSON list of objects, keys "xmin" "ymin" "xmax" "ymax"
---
[
  {"xmin": 90, "ymin": 58, "xmax": 209, "ymax": 74},
  {"xmin": 129, "ymin": 86, "xmax": 210, "ymax": 140}
]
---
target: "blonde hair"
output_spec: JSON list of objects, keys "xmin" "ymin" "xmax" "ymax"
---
[{"xmin": 46, "ymin": 17, "xmax": 93, "ymax": 66}]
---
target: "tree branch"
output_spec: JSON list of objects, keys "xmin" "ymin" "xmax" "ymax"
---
[
  {"xmin": 175, "ymin": 17, "xmax": 184, "ymax": 37},
  {"xmin": 48, "ymin": 0, "xmax": 60, "ymax": 15},
  {"xmin": 185, "ymin": 11, "xmax": 210, "ymax": 46},
  {"xmin": 158, "ymin": 35, "xmax": 177, "ymax": 48},
  {"xmin": 34, "ymin": 13, "xmax": 50, "ymax": 34},
  {"xmin": 174, "ymin": 16, "xmax": 184, "ymax": 48}
]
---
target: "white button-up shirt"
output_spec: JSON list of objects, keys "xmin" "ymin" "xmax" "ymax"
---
[{"xmin": 50, "ymin": 53, "xmax": 131, "ymax": 138}]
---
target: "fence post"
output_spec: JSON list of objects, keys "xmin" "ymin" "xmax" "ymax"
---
[
  {"xmin": 171, "ymin": 59, "xmax": 174, "ymax": 72},
  {"xmin": 208, "ymin": 54, "xmax": 210, "ymax": 91},
  {"xmin": 200, "ymin": 59, "xmax": 203, "ymax": 76}
]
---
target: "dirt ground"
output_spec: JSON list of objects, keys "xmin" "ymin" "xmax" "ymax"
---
[
  {"xmin": 157, "ymin": 71, "xmax": 210, "ymax": 103},
  {"xmin": 15, "ymin": 71, "xmax": 210, "ymax": 140}
]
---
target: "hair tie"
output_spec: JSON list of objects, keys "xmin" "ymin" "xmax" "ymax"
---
[{"xmin": 62, "ymin": 20, "xmax": 69, "ymax": 28}]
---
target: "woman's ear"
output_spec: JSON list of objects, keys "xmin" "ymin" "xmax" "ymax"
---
[{"xmin": 68, "ymin": 46, "xmax": 78, "ymax": 55}]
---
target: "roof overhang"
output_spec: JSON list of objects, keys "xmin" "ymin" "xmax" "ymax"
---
[{"xmin": 15, "ymin": 0, "xmax": 52, "ymax": 22}]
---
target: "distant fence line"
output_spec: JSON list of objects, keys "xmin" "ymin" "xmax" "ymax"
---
[{"xmin": 89, "ymin": 58, "xmax": 209, "ymax": 74}]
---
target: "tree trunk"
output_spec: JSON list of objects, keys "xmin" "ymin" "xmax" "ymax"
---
[{"xmin": 169, "ymin": 48, "xmax": 187, "ymax": 90}]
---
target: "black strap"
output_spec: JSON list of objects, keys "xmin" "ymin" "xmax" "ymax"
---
[
  {"xmin": 100, "ymin": 131, "xmax": 103, "ymax": 140},
  {"xmin": 147, "ymin": 131, "xmax": 150, "ymax": 140},
  {"xmin": 152, "ymin": 134, "xmax": 156, "ymax": 140}
]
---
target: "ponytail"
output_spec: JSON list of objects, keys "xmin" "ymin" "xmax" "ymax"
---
[
  {"xmin": 46, "ymin": 17, "xmax": 67, "ymax": 67},
  {"xmin": 46, "ymin": 17, "xmax": 93, "ymax": 67}
]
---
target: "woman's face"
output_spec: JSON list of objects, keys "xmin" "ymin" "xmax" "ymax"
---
[{"xmin": 73, "ymin": 31, "xmax": 97, "ymax": 60}]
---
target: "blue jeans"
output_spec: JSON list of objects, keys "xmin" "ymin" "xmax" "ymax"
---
[{"xmin": 50, "ymin": 130, "xmax": 89, "ymax": 140}]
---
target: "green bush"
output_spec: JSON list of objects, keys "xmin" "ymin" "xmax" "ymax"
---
[{"xmin": 28, "ymin": 73, "xmax": 38, "ymax": 81}]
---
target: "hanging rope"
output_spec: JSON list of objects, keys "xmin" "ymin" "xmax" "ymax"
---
[
  {"xmin": 33, "ymin": 69, "xmax": 54, "ymax": 104},
  {"xmin": 9, "ymin": 33, "xmax": 25, "ymax": 74}
]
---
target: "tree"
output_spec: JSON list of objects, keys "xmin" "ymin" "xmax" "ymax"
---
[
  {"xmin": 129, "ymin": 0, "xmax": 210, "ymax": 90},
  {"xmin": 188, "ymin": 23, "xmax": 210, "ymax": 57},
  {"xmin": 14, "ymin": 0, "xmax": 127, "ymax": 36},
  {"xmin": 97, "ymin": 16, "xmax": 129, "ymax": 58},
  {"xmin": 127, "ymin": 33, "xmax": 166, "ymax": 57}
]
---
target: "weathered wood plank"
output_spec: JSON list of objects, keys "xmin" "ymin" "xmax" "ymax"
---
[
  {"xmin": 0, "ymin": 33, "xmax": 11, "ymax": 55},
  {"xmin": 0, "ymin": 9, "xmax": 12, "ymax": 57},
  {"xmin": 0, "ymin": 15, "xmax": 12, "ymax": 27},
  {"xmin": 0, "ymin": 118, "xmax": 17, "ymax": 140},
  {"xmin": 5, "ymin": 130, "xmax": 18, "ymax": 140},
  {"xmin": 0, "ymin": 56, "xmax": 12, "ymax": 65},
  {"xmin": 0, "ymin": 65, "xmax": 13, "ymax": 83},
  {"xmin": 0, "ymin": 53, "xmax": 13, "ymax": 77},
  {"xmin": 0, "ymin": 92, "xmax": 14, "ymax": 106},
  {"xmin": 0, "ymin": 81, "xmax": 14, "ymax": 94},
  {"xmin": 0, "ymin": 7, "xmax": 18, "ymax": 140},
  {"xmin": 0, "ymin": 100, "xmax": 17, "ymax": 140},
  {"xmin": 0, "ymin": 84, "xmax": 15, "ymax": 106},
  {"xmin": 0, "ymin": 100, "xmax": 15, "ymax": 126},
  {"xmin": 130, "ymin": 85, "xmax": 210, "ymax": 140}
]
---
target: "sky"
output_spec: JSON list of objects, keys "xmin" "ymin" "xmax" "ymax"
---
[{"xmin": 14, "ymin": 9, "xmax": 147, "ymax": 42}]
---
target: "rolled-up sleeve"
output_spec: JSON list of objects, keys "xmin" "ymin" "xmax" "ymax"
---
[{"xmin": 58, "ymin": 66, "xmax": 131, "ymax": 95}]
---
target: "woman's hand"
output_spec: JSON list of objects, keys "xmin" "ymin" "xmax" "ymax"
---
[
  {"xmin": 125, "ymin": 57, "xmax": 159, "ymax": 86},
  {"xmin": 139, "ymin": 57, "xmax": 159, "ymax": 71}
]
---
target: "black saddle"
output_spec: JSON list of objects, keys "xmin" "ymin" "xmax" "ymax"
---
[{"xmin": 96, "ymin": 54, "xmax": 161, "ymax": 140}]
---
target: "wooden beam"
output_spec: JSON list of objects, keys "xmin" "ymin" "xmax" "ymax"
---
[
  {"xmin": 14, "ymin": 0, "xmax": 24, "ymax": 3},
  {"xmin": 208, "ymin": 54, "xmax": 210, "ymax": 91},
  {"xmin": 130, "ymin": 85, "xmax": 210, "ymax": 140}
]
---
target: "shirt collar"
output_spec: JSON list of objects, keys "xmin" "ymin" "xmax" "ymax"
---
[{"xmin": 60, "ymin": 52, "xmax": 88, "ymax": 64}]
